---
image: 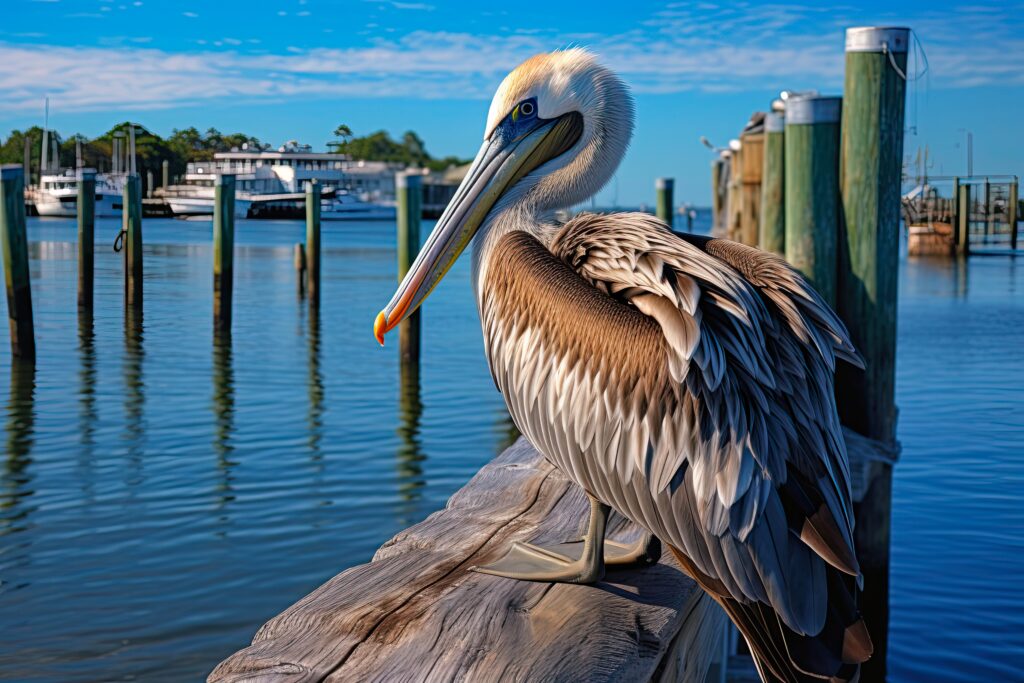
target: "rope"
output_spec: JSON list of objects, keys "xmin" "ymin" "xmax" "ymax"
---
[
  {"xmin": 113, "ymin": 229, "xmax": 125, "ymax": 253},
  {"xmin": 882, "ymin": 29, "xmax": 929, "ymax": 81}
]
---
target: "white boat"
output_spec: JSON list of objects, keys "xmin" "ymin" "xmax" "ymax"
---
[
  {"xmin": 321, "ymin": 191, "xmax": 396, "ymax": 221},
  {"xmin": 32, "ymin": 171, "xmax": 126, "ymax": 218},
  {"xmin": 163, "ymin": 185, "xmax": 252, "ymax": 218}
]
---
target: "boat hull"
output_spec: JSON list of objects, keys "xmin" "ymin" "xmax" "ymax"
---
[
  {"xmin": 167, "ymin": 197, "xmax": 251, "ymax": 219},
  {"xmin": 34, "ymin": 193, "xmax": 123, "ymax": 218}
]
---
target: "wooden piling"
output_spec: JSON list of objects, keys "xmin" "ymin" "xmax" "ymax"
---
[
  {"xmin": 710, "ymin": 158, "xmax": 723, "ymax": 235},
  {"xmin": 396, "ymin": 172, "xmax": 421, "ymax": 365},
  {"xmin": 0, "ymin": 166, "xmax": 34, "ymax": 360},
  {"xmin": 738, "ymin": 131, "xmax": 763, "ymax": 247},
  {"xmin": 837, "ymin": 27, "xmax": 909, "ymax": 681},
  {"xmin": 655, "ymin": 177, "xmax": 674, "ymax": 226},
  {"xmin": 77, "ymin": 170, "xmax": 96, "ymax": 310},
  {"xmin": 294, "ymin": 243, "xmax": 307, "ymax": 298},
  {"xmin": 726, "ymin": 145, "xmax": 743, "ymax": 241},
  {"xmin": 759, "ymin": 111, "xmax": 785, "ymax": 254},
  {"xmin": 957, "ymin": 183, "xmax": 971, "ymax": 257},
  {"xmin": 951, "ymin": 176, "xmax": 961, "ymax": 248},
  {"xmin": 146, "ymin": 170, "xmax": 154, "ymax": 199},
  {"xmin": 213, "ymin": 174, "xmax": 235, "ymax": 331},
  {"xmin": 785, "ymin": 95, "xmax": 841, "ymax": 306},
  {"xmin": 162, "ymin": 159, "xmax": 170, "ymax": 189},
  {"xmin": 305, "ymin": 179, "xmax": 321, "ymax": 306},
  {"xmin": 123, "ymin": 174, "xmax": 143, "ymax": 307},
  {"xmin": 1009, "ymin": 177, "xmax": 1019, "ymax": 250}
]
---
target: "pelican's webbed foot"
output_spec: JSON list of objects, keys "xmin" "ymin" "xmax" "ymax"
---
[{"xmin": 471, "ymin": 495, "xmax": 659, "ymax": 584}]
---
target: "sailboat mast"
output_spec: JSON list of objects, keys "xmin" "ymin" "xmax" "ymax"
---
[{"xmin": 40, "ymin": 97, "xmax": 49, "ymax": 174}]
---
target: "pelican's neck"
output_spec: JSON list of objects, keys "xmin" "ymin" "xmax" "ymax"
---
[{"xmin": 470, "ymin": 202, "xmax": 559, "ymax": 306}]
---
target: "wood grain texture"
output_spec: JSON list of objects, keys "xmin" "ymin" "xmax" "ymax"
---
[
  {"xmin": 210, "ymin": 433, "xmax": 887, "ymax": 683},
  {"xmin": 209, "ymin": 438, "xmax": 720, "ymax": 683}
]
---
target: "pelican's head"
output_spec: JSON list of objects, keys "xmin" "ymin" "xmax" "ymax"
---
[{"xmin": 374, "ymin": 48, "xmax": 634, "ymax": 344}]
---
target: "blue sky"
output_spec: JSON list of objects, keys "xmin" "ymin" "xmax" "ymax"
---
[{"xmin": 2, "ymin": 0, "xmax": 1022, "ymax": 205}]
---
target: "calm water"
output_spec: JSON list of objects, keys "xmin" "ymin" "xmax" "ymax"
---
[{"xmin": 0, "ymin": 215, "xmax": 1020, "ymax": 682}]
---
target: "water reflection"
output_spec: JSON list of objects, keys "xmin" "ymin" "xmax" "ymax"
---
[
  {"xmin": 1, "ymin": 358, "xmax": 36, "ymax": 538},
  {"xmin": 306, "ymin": 309, "xmax": 324, "ymax": 462},
  {"xmin": 123, "ymin": 306, "xmax": 145, "ymax": 470},
  {"xmin": 78, "ymin": 314, "xmax": 97, "ymax": 503},
  {"xmin": 396, "ymin": 361, "xmax": 425, "ymax": 517},
  {"xmin": 212, "ymin": 331, "xmax": 236, "ymax": 508}
]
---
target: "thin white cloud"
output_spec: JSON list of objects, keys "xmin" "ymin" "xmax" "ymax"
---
[
  {"xmin": 182, "ymin": 11, "xmax": 198, "ymax": 18},
  {"xmin": 0, "ymin": 4, "xmax": 1021, "ymax": 114}
]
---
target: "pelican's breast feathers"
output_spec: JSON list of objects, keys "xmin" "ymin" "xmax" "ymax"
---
[{"xmin": 480, "ymin": 213, "xmax": 863, "ymax": 637}]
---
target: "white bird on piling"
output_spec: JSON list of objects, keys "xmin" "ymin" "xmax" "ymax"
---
[{"xmin": 374, "ymin": 49, "xmax": 872, "ymax": 682}]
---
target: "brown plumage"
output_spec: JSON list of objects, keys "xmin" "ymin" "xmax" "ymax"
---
[
  {"xmin": 479, "ymin": 213, "xmax": 871, "ymax": 682},
  {"xmin": 375, "ymin": 49, "xmax": 872, "ymax": 683}
]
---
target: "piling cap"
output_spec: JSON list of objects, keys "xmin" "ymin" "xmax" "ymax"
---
[
  {"xmin": 786, "ymin": 96, "xmax": 841, "ymax": 125},
  {"xmin": 396, "ymin": 171, "xmax": 422, "ymax": 189},
  {"xmin": 1, "ymin": 164, "xmax": 24, "ymax": 180},
  {"xmin": 77, "ymin": 168, "xmax": 97, "ymax": 181},
  {"xmin": 764, "ymin": 112, "xmax": 785, "ymax": 133},
  {"xmin": 655, "ymin": 177, "xmax": 674, "ymax": 190},
  {"xmin": 845, "ymin": 27, "xmax": 910, "ymax": 53},
  {"xmin": 215, "ymin": 173, "xmax": 236, "ymax": 186}
]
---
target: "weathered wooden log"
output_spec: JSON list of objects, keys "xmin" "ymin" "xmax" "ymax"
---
[
  {"xmin": 209, "ymin": 438, "xmax": 733, "ymax": 683},
  {"xmin": 738, "ymin": 132, "xmax": 762, "ymax": 247},
  {"xmin": 0, "ymin": 165, "xmax": 34, "ymax": 360},
  {"xmin": 210, "ymin": 427, "xmax": 888, "ymax": 683}
]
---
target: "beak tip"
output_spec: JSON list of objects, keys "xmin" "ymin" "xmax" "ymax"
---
[{"xmin": 373, "ymin": 310, "xmax": 387, "ymax": 346}]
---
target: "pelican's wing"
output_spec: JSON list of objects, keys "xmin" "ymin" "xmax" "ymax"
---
[{"xmin": 550, "ymin": 212, "xmax": 862, "ymax": 593}]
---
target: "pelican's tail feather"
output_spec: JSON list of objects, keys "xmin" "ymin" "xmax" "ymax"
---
[{"xmin": 667, "ymin": 545, "xmax": 871, "ymax": 683}]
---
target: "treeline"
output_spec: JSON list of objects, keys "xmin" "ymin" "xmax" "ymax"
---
[
  {"xmin": 0, "ymin": 123, "xmax": 265, "ymax": 185},
  {"xmin": 0, "ymin": 122, "xmax": 469, "ymax": 185},
  {"xmin": 328, "ymin": 126, "xmax": 469, "ymax": 172}
]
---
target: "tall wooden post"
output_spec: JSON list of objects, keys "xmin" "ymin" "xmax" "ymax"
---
[
  {"xmin": 710, "ymin": 158, "xmax": 723, "ymax": 235},
  {"xmin": 0, "ymin": 166, "xmax": 34, "ymax": 360},
  {"xmin": 123, "ymin": 173, "xmax": 143, "ymax": 307},
  {"xmin": 78, "ymin": 169, "xmax": 96, "ymax": 310},
  {"xmin": 396, "ymin": 172, "xmax": 421, "ymax": 365},
  {"xmin": 146, "ymin": 170, "xmax": 154, "ymax": 199},
  {"xmin": 983, "ymin": 178, "xmax": 991, "ymax": 241},
  {"xmin": 213, "ymin": 174, "xmax": 235, "ymax": 332},
  {"xmin": 957, "ymin": 183, "xmax": 971, "ymax": 257},
  {"xmin": 655, "ymin": 177, "xmax": 674, "ymax": 227},
  {"xmin": 785, "ymin": 95, "xmax": 841, "ymax": 306},
  {"xmin": 759, "ymin": 111, "xmax": 785, "ymax": 254},
  {"xmin": 838, "ymin": 27, "xmax": 909, "ymax": 682},
  {"xmin": 739, "ymin": 130, "xmax": 763, "ymax": 246},
  {"xmin": 305, "ymin": 179, "xmax": 321, "ymax": 307},
  {"xmin": 162, "ymin": 159, "xmax": 170, "ymax": 189},
  {"xmin": 951, "ymin": 177, "xmax": 960, "ymax": 247},
  {"xmin": 1008, "ymin": 177, "xmax": 1018, "ymax": 251},
  {"xmin": 726, "ymin": 145, "xmax": 743, "ymax": 241}
]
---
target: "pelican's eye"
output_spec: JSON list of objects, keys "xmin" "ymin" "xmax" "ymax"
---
[{"xmin": 512, "ymin": 98, "xmax": 538, "ymax": 123}]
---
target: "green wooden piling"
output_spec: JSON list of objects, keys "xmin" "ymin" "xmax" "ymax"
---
[
  {"xmin": 655, "ymin": 177, "xmax": 674, "ymax": 226},
  {"xmin": 837, "ymin": 27, "xmax": 910, "ymax": 682},
  {"xmin": 123, "ymin": 174, "xmax": 143, "ymax": 307},
  {"xmin": 162, "ymin": 159, "xmax": 169, "ymax": 189},
  {"xmin": 1008, "ymin": 177, "xmax": 1018, "ymax": 250},
  {"xmin": 397, "ymin": 172, "xmax": 422, "ymax": 365},
  {"xmin": 0, "ymin": 166, "xmax": 34, "ymax": 360},
  {"xmin": 759, "ymin": 112, "xmax": 785, "ymax": 254},
  {"xmin": 785, "ymin": 95, "xmax": 841, "ymax": 306},
  {"xmin": 78, "ymin": 170, "xmax": 96, "ymax": 310},
  {"xmin": 213, "ymin": 174, "xmax": 235, "ymax": 331},
  {"xmin": 305, "ymin": 180, "xmax": 321, "ymax": 306}
]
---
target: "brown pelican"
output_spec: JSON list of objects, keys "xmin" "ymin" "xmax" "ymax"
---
[{"xmin": 374, "ymin": 49, "xmax": 872, "ymax": 682}]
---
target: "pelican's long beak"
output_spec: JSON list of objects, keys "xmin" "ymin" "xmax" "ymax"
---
[{"xmin": 374, "ymin": 111, "xmax": 583, "ymax": 345}]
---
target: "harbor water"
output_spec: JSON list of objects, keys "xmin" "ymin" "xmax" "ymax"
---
[{"xmin": 0, "ymin": 214, "xmax": 1021, "ymax": 681}]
